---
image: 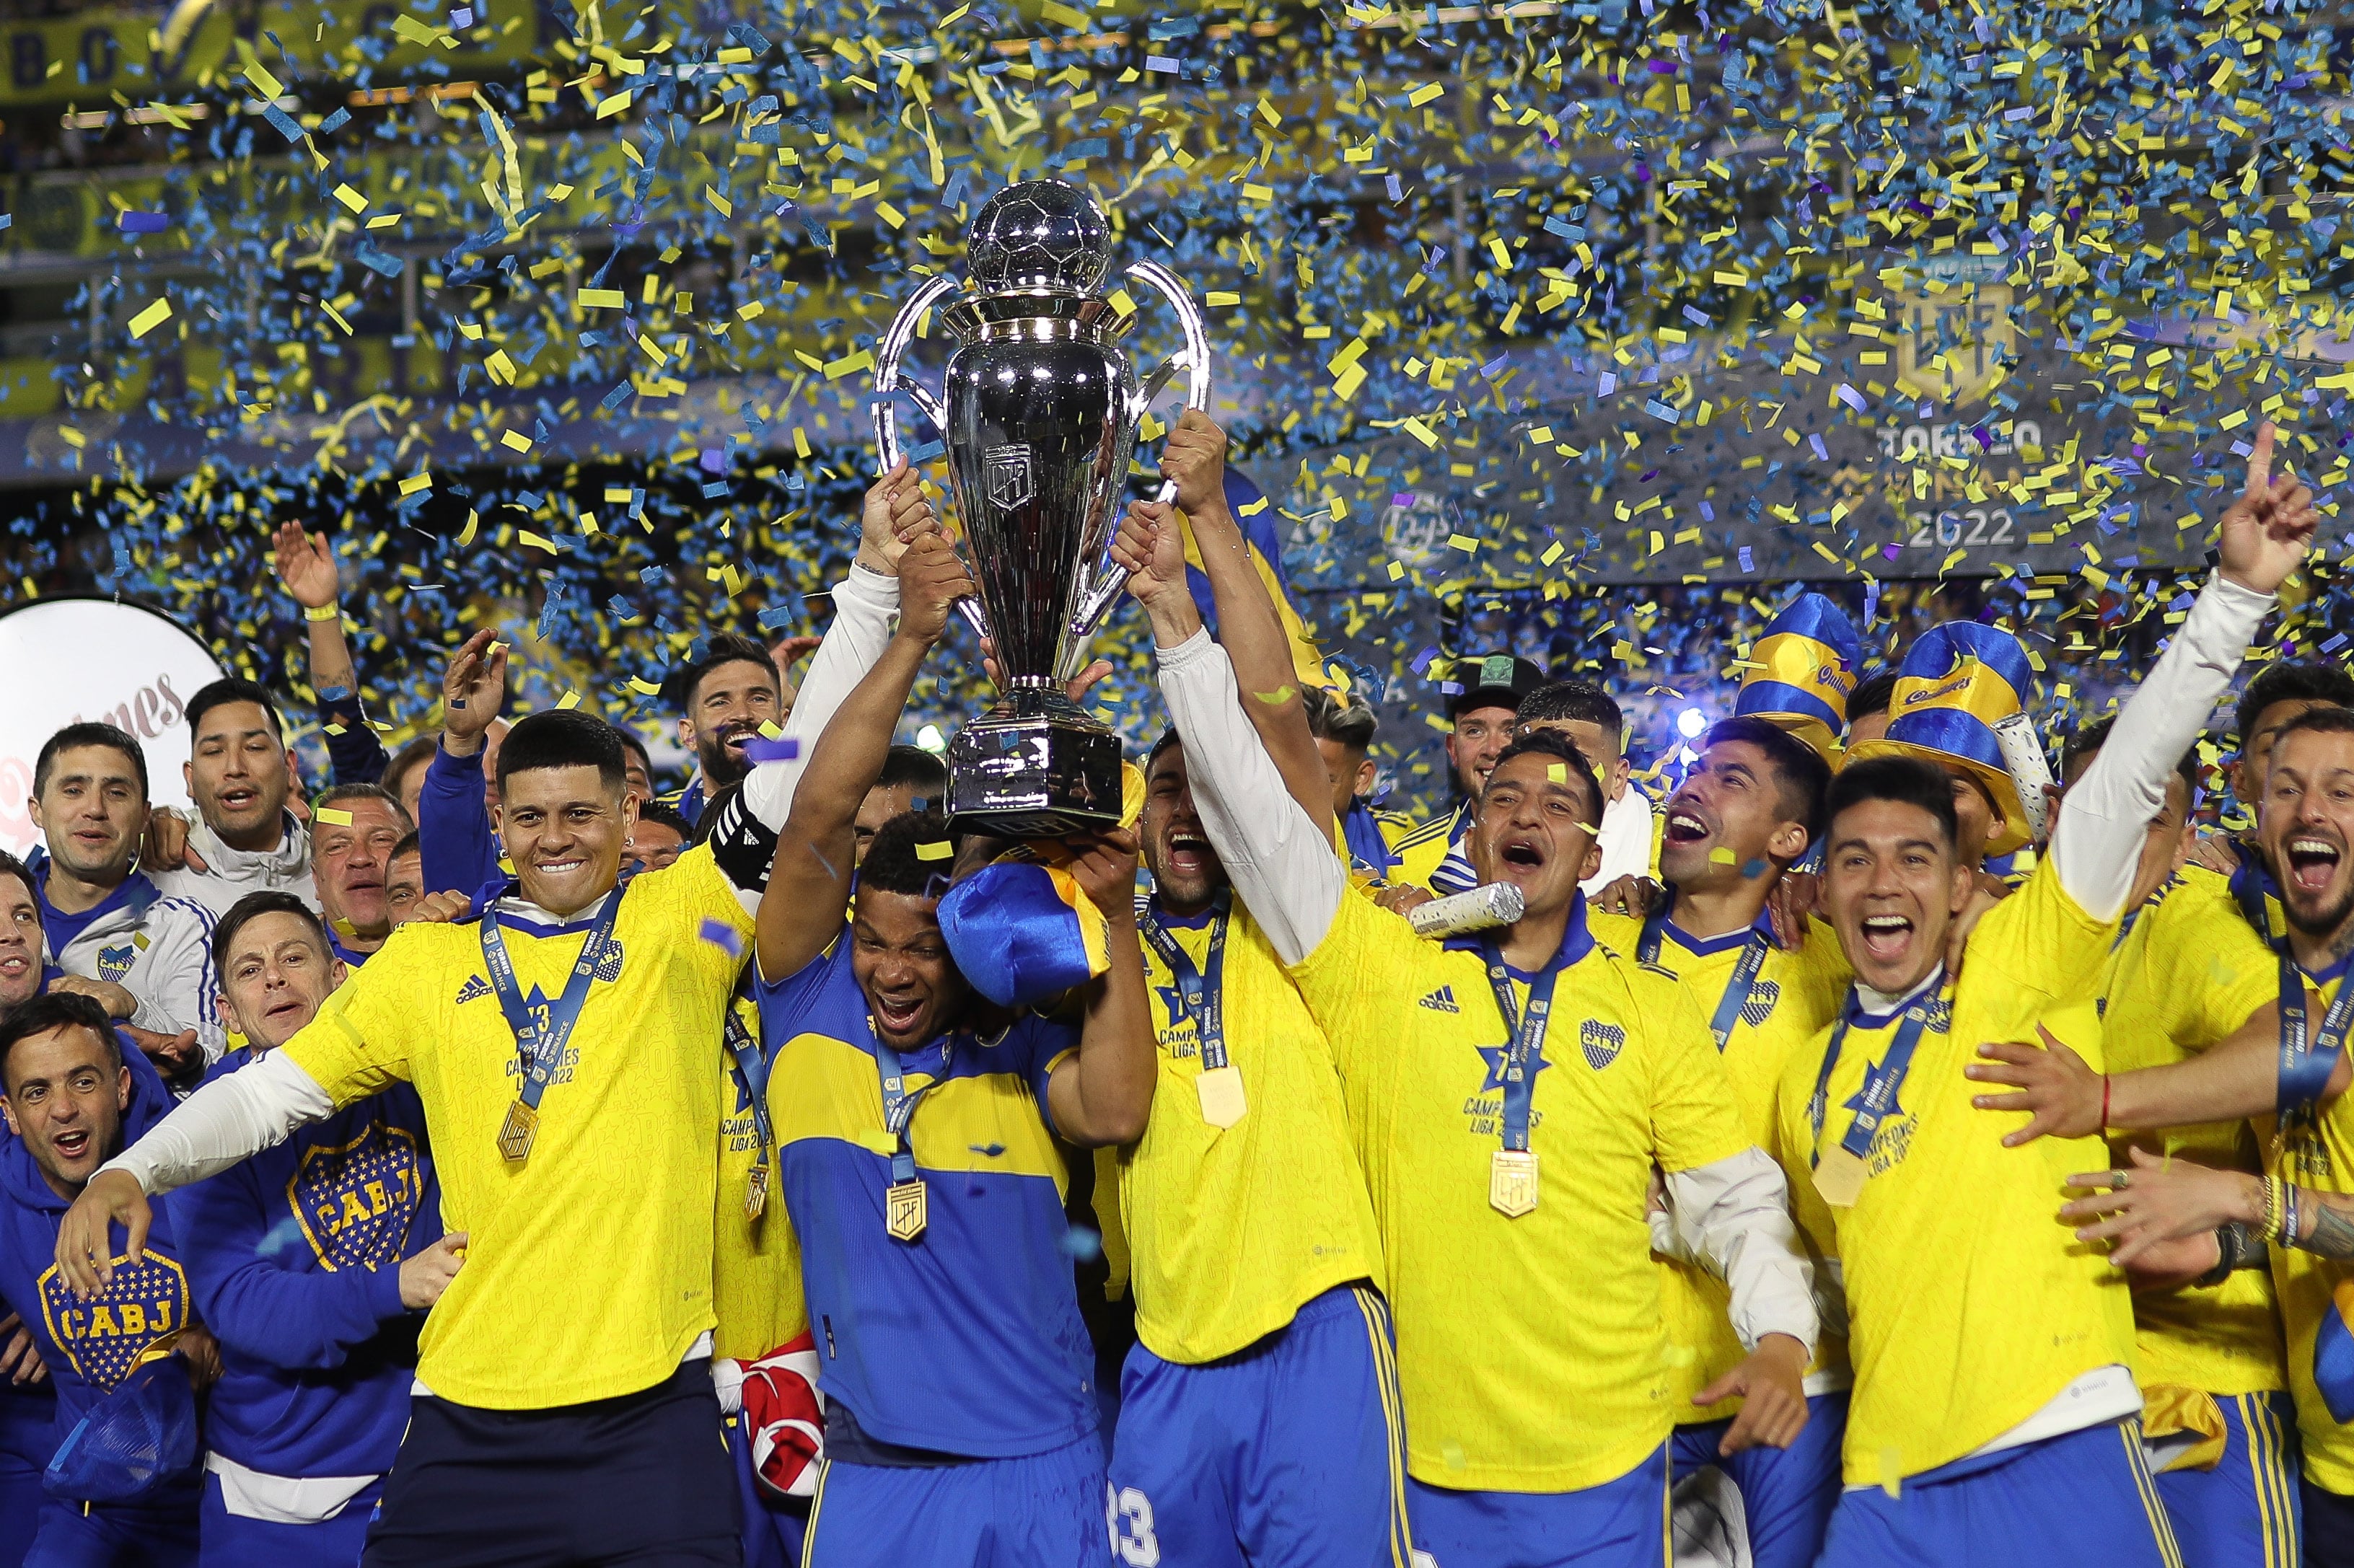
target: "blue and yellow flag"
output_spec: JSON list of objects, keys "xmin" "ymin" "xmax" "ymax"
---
[{"xmin": 1180, "ymin": 466, "xmax": 1327, "ymax": 694}]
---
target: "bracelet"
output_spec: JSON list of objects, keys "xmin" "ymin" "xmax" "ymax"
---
[
  {"xmin": 2261, "ymin": 1174, "xmax": 2284, "ymax": 1243},
  {"xmin": 304, "ymin": 604, "xmax": 341, "ymax": 622},
  {"xmin": 2196, "ymin": 1222, "xmax": 2252, "ymax": 1287},
  {"xmin": 2099, "ymin": 1074, "xmax": 2112, "ymax": 1133},
  {"xmin": 2283, "ymin": 1181, "xmax": 2304, "ymax": 1251}
]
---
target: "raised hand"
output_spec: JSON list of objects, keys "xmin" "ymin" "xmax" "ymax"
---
[
  {"xmin": 858, "ymin": 459, "xmax": 942, "ymax": 574},
  {"xmin": 1063, "ymin": 827, "xmax": 1142, "ymax": 917},
  {"xmin": 2216, "ymin": 421, "xmax": 2319, "ymax": 596},
  {"xmin": 442, "ymin": 629, "xmax": 507, "ymax": 752},
  {"xmin": 1159, "ymin": 408, "xmax": 1229, "ymax": 518},
  {"xmin": 55, "ymin": 1168, "xmax": 152, "ymax": 1298},
  {"xmin": 272, "ymin": 521, "xmax": 341, "ymax": 610},
  {"xmin": 895, "ymin": 532, "xmax": 975, "ymax": 646}
]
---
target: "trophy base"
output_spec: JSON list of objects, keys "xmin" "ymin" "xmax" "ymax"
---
[{"xmin": 947, "ymin": 688, "xmax": 1123, "ymax": 838}]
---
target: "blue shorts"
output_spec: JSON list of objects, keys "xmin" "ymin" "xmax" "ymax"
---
[
  {"xmin": 2306, "ymin": 1475, "xmax": 2354, "ymax": 1568},
  {"xmin": 25, "ymin": 1490, "xmax": 200, "ymax": 1568},
  {"xmin": 0, "ymin": 1390, "xmax": 56, "ymax": 1568},
  {"xmin": 1669, "ymin": 1391, "xmax": 1847, "ymax": 1568},
  {"xmin": 2148, "ymin": 1392, "xmax": 2298, "ymax": 1568},
  {"xmin": 1817, "ymin": 1418, "xmax": 2182, "ymax": 1568},
  {"xmin": 198, "ymin": 1471, "xmax": 379, "ymax": 1567},
  {"xmin": 1107, "ymin": 1282, "xmax": 1406, "ymax": 1568},
  {"xmin": 1406, "ymin": 1444, "xmax": 1669, "ymax": 1568},
  {"xmin": 802, "ymin": 1429, "xmax": 1106, "ymax": 1568}
]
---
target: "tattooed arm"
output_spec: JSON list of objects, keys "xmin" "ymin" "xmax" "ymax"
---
[{"xmin": 2057, "ymin": 1145, "xmax": 2354, "ymax": 1263}]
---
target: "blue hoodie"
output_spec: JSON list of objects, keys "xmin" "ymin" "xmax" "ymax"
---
[
  {"xmin": 174, "ymin": 1051, "xmax": 439, "ymax": 1481},
  {"xmin": 0, "ymin": 1034, "xmax": 186, "ymax": 1455}
]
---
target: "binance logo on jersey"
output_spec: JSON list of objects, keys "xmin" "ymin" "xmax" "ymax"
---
[
  {"xmin": 1580, "ymin": 1019, "xmax": 1625, "ymax": 1070},
  {"xmin": 1418, "ymin": 986, "xmax": 1461, "ymax": 1013},
  {"xmin": 454, "ymin": 975, "xmax": 493, "ymax": 1005},
  {"xmin": 1738, "ymin": 981, "xmax": 1782, "ymax": 1028},
  {"xmin": 290, "ymin": 1123, "xmax": 424, "ymax": 1270},
  {"xmin": 37, "ymin": 1254, "xmax": 189, "ymax": 1390}
]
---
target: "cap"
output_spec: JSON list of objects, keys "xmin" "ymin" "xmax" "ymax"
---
[
  {"xmin": 1444, "ymin": 654, "xmax": 1547, "ymax": 718},
  {"xmin": 1844, "ymin": 620, "xmax": 2036, "ymax": 856}
]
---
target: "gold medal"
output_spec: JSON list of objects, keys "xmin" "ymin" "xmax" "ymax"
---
[
  {"xmin": 885, "ymin": 1177, "xmax": 928, "ymax": 1242},
  {"xmin": 1195, "ymin": 1065, "xmax": 1247, "ymax": 1129},
  {"xmin": 745, "ymin": 1160, "xmax": 770, "ymax": 1220},
  {"xmin": 1812, "ymin": 1146, "xmax": 1868, "ymax": 1209},
  {"xmin": 1489, "ymin": 1148, "xmax": 1539, "ymax": 1217},
  {"xmin": 496, "ymin": 1100, "xmax": 538, "ymax": 1163}
]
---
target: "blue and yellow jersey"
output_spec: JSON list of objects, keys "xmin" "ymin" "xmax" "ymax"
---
[
  {"xmin": 2099, "ymin": 866, "xmax": 2285, "ymax": 1401},
  {"xmin": 755, "ymin": 938, "xmax": 1095, "ymax": 1460},
  {"xmin": 1771, "ymin": 860, "xmax": 2135, "ymax": 1486},
  {"xmin": 1390, "ymin": 801, "xmax": 1472, "ymax": 895},
  {"xmin": 281, "ymin": 843, "xmax": 755, "ymax": 1411},
  {"xmin": 1288, "ymin": 886, "xmax": 1747, "ymax": 1494},
  {"xmin": 1589, "ymin": 903, "xmax": 1852, "ymax": 1418},
  {"xmin": 712, "ymin": 992, "xmax": 807, "ymax": 1363},
  {"xmin": 1119, "ymin": 899, "xmax": 1383, "ymax": 1365},
  {"xmin": 2267, "ymin": 954, "xmax": 2354, "ymax": 1495}
]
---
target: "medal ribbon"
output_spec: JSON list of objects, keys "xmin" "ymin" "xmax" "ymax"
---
[
  {"xmin": 873, "ymin": 1031, "xmax": 948, "ymax": 1186},
  {"xmin": 1477, "ymin": 938, "xmax": 1561, "ymax": 1156},
  {"xmin": 478, "ymin": 876, "xmax": 631, "ymax": 1117},
  {"xmin": 1138, "ymin": 893, "xmax": 1230, "ymax": 1074},
  {"xmin": 1807, "ymin": 986, "xmax": 1946, "ymax": 1167},
  {"xmin": 1638, "ymin": 902, "xmax": 1773, "ymax": 1053},
  {"xmin": 724, "ymin": 1000, "xmax": 776, "ymax": 1180}
]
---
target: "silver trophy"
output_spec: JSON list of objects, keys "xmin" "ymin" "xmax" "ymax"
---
[{"xmin": 871, "ymin": 178, "xmax": 1211, "ymax": 835}]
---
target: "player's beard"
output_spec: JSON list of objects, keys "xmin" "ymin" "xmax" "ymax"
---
[{"xmin": 698, "ymin": 725, "xmax": 752, "ymax": 788}]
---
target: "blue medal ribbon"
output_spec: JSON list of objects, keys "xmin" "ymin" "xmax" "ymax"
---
[
  {"xmin": 724, "ymin": 1000, "xmax": 775, "ymax": 1171},
  {"xmin": 873, "ymin": 1031, "xmax": 947, "ymax": 1186},
  {"xmin": 1807, "ymin": 986, "xmax": 1946, "ymax": 1167},
  {"xmin": 478, "ymin": 877, "xmax": 631, "ymax": 1117},
  {"xmin": 1638, "ymin": 900, "xmax": 1773, "ymax": 1053},
  {"xmin": 1138, "ymin": 893, "xmax": 1230, "ymax": 1073},
  {"xmin": 1477, "ymin": 939, "xmax": 1561, "ymax": 1155},
  {"xmin": 2226, "ymin": 842, "xmax": 2348, "ymax": 1123}
]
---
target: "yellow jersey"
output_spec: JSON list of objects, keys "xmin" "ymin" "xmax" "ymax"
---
[
  {"xmin": 2270, "ymin": 959, "xmax": 2354, "ymax": 1494},
  {"xmin": 284, "ymin": 845, "xmax": 755, "ymax": 1409},
  {"xmin": 1389, "ymin": 802, "xmax": 1472, "ymax": 894},
  {"xmin": 1770, "ymin": 860, "xmax": 2136, "ymax": 1484},
  {"xmin": 1120, "ymin": 897, "xmax": 1384, "ymax": 1365},
  {"xmin": 1590, "ymin": 903, "xmax": 1852, "ymax": 1419},
  {"xmin": 1289, "ymin": 886, "xmax": 1749, "ymax": 1492},
  {"xmin": 712, "ymin": 992, "xmax": 808, "ymax": 1362},
  {"xmin": 2099, "ymin": 866, "xmax": 2285, "ymax": 1398}
]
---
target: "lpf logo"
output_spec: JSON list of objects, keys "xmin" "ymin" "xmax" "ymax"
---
[
  {"xmin": 985, "ymin": 443, "xmax": 1034, "ymax": 511},
  {"xmin": 290, "ymin": 1123, "xmax": 423, "ymax": 1270},
  {"xmin": 38, "ymin": 1253, "xmax": 189, "ymax": 1390}
]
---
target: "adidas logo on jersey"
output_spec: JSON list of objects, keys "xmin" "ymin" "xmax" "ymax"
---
[
  {"xmin": 454, "ymin": 975, "xmax": 492, "ymax": 1005},
  {"xmin": 1418, "ymin": 985, "xmax": 1460, "ymax": 1013}
]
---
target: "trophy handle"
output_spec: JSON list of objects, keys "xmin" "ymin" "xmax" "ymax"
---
[
  {"xmin": 869, "ymin": 273, "xmax": 991, "ymax": 646},
  {"xmin": 1060, "ymin": 260, "xmax": 1215, "ymax": 662}
]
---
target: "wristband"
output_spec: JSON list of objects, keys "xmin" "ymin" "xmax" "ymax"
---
[
  {"xmin": 2261, "ymin": 1174, "xmax": 2285, "ymax": 1243},
  {"xmin": 2283, "ymin": 1181, "xmax": 2304, "ymax": 1251},
  {"xmin": 2195, "ymin": 1223, "xmax": 2249, "ymax": 1287},
  {"xmin": 304, "ymin": 604, "xmax": 341, "ymax": 622}
]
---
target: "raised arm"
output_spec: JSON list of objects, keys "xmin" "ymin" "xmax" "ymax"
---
[
  {"xmin": 754, "ymin": 533, "xmax": 973, "ymax": 982},
  {"xmin": 420, "ymin": 628, "xmax": 505, "ymax": 897},
  {"xmin": 1043, "ymin": 831, "xmax": 1156, "ymax": 1147},
  {"xmin": 274, "ymin": 521, "xmax": 387, "ymax": 785},
  {"xmin": 2054, "ymin": 423, "xmax": 2312, "ymax": 920},
  {"xmin": 1115, "ymin": 506, "xmax": 1344, "ymax": 966},
  {"xmin": 1159, "ymin": 412, "xmax": 1333, "ymax": 843},
  {"xmin": 739, "ymin": 465, "xmax": 921, "ymax": 834}
]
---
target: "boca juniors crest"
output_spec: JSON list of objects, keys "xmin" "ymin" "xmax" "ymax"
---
[
  {"xmin": 289, "ymin": 1123, "xmax": 424, "ymax": 1271},
  {"xmin": 37, "ymin": 1252, "xmax": 189, "ymax": 1391}
]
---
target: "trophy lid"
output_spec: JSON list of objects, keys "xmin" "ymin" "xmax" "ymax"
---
[{"xmin": 966, "ymin": 180, "xmax": 1112, "ymax": 296}]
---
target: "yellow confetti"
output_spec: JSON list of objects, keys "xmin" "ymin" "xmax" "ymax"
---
[
  {"xmin": 579, "ymin": 289, "xmax": 625, "ymax": 309},
  {"xmin": 127, "ymin": 298, "xmax": 173, "ymax": 339},
  {"xmin": 501, "ymin": 431, "xmax": 534, "ymax": 453},
  {"xmin": 331, "ymin": 184, "xmax": 366, "ymax": 213},
  {"xmin": 313, "ymin": 806, "xmax": 354, "ymax": 827},
  {"xmin": 915, "ymin": 840, "xmax": 953, "ymax": 860},
  {"xmin": 397, "ymin": 473, "xmax": 432, "ymax": 495},
  {"xmin": 240, "ymin": 59, "xmax": 284, "ymax": 100},
  {"xmin": 1252, "ymin": 686, "xmax": 1297, "ymax": 705}
]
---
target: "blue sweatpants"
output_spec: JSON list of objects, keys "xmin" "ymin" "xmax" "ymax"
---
[
  {"xmin": 801, "ymin": 1429, "xmax": 1106, "ymax": 1568},
  {"xmin": 0, "ymin": 1387, "xmax": 56, "ymax": 1568},
  {"xmin": 197, "ymin": 1472, "xmax": 378, "ymax": 1567},
  {"xmin": 2148, "ymin": 1392, "xmax": 2299, "ymax": 1568},
  {"xmin": 1107, "ymin": 1283, "xmax": 1407, "ymax": 1568},
  {"xmin": 1817, "ymin": 1418, "xmax": 2181, "ymax": 1568},
  {"xmin": 1669, "ymin": 1391, "xmax": 1847, "ymax": 1568},
  {"xmin": 25, "ymin": 1489, "xmax": 201, "ymax": 1568},
  {"xmin": 1406, "ymin": 1444, "xmax": 1669, "ymax": 1568}
]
